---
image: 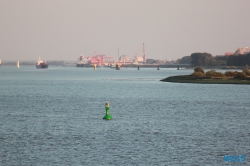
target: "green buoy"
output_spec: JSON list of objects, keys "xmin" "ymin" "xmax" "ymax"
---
[{"xmin": 103, "ymin": 101, "xmax": 112, "ymax": 120}]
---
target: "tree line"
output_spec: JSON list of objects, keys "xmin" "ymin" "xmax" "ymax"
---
[
  {"xmin": 192, "ymin": 66, "xmax": 250, "ymax": 78},
  {"xmin": 177, "ymin": 52, "xmax": 250, "ymax": 67}
]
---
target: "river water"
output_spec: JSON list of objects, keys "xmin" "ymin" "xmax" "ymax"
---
[{"xmin": 0, "ymin": 66, "xmax": 249, "ymax": 165}]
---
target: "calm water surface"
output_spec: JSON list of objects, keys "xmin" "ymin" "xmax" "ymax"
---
[{"xmin": 0, "ymin": 66, "xmax": 249, "ymax": 165}]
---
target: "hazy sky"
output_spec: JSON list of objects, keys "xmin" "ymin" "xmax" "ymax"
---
[{"xmin": 1, "ymin": 0, "xmax": 250, "ymax": 61}]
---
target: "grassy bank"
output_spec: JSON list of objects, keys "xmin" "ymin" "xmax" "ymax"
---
[{"xmin": 160, "ymin": 75, "xmax": 250, "ymax": 84}]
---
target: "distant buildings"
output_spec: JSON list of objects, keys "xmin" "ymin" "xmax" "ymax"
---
[
  {"xmin": 225, "ymin": 47, "xmax": 250, "ymax": 56},
  {"xmin": 119, "ymin": 55, "xmax": 132, "ymax": 62},
  {"xmin": 224, "ymin": 52, "xmax": 234, "ymax": 56},
  {"xmin": 136, "ymin": 57, "xmax": 144, "ymax": 63},
  {"xmin": 165, "ymin": 59, "xmax": 177, "ymax": 64},
  {"xmin": 117, "ymin": 54, "xmax": 178, "ymax": 64},
  {"xmin": 118, "ymin": 54, "xmax": 144, "ymax": 64},
  {"xmin": 234, "ymin": 47, "xmax": 250, "ymax": 55}
]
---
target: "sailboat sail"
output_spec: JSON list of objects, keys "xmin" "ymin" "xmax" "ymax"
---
[{"xmin": 17, "ymin": 60, "xmax": 20, "ymax": 68}]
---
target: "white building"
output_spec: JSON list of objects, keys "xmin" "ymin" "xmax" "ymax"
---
[{"xmin": 119, "ymin": 55, "xmax": 132, "ymax": 62}]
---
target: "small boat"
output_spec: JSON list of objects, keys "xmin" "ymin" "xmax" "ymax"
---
[
  {"xmin": 115, "ymin": 64, "xmax": 120, "ymax": 70},
  {"xmin": 17, "ymin": 60, "xmax": 20, "ymax": 68},
  {"xmin": 110, "ymin": 63, "xmax": 116, "ymax": 68},
  {"xmin": 36, "ymin": 57, "xmax": 48, "ymax": 69}
]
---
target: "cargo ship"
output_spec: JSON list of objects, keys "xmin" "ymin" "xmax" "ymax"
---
[
  {"xmin": 36, "ymin": 57, "xmax": 48, "ymax": 69},
  {"xmin": 76, "ymin": 56, "xmax": 89, "ymax": 67}
]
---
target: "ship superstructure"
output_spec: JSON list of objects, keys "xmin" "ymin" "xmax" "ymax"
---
[
  {"xmin": 36, "ymin": 57, "xmax": 48, "ymax": 69},
  {"xmin": 76, "ymin": 56, "xmax": 89, "ymax": 67}
]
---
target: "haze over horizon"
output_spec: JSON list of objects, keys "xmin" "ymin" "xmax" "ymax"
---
[{"xmin": 1, "ymin": 0, "xmax": 250, "ymax": 61}]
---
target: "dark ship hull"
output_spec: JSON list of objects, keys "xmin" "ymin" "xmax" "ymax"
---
[
  {"xmin": 76, "ymin": 63, "xmax": 86, "ymax": 67},
  {"xmin": 36, "ymin": 64, "xmax": 48, "ymax": 69}
]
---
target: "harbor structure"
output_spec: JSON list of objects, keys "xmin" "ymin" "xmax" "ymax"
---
[{"xmin": 76, "ymin": 52, "xmax": 113, "ymax": 67}]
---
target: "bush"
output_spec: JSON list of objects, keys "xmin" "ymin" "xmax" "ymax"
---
[
  {"xmin": 233, "ymin": 71, "xmax": 239, "ymax": 76},
  {"xmin": 234, "ymin": 72, "xmax": 247, "ymax": 78},
  {"xmin": 194, "ymin": 67, "xmax": 204, "ymax": 73},
  {"xmin": 191, "ymin": 72, "xmax": 206, "ymax": 77},
  {"xmin": 225, "ymin": 71, "xmax": 238, "ymax": 77},
  {"xmin": 242, "ymin": 67, "xmax": 250, "ymax": 76},
  {"xmin": 205, "ymin": 70, "xmax": 225, "ymax": 77}
]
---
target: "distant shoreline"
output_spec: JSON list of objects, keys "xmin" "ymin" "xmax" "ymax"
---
[{"xmin": 160, "ymin": 75, "xmax": 250, "ymax": 84}]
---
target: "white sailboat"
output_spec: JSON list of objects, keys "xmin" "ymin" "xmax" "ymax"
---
[{"xmin": 17, "ymin": 60, "xmax": 20, "ymax": 68}]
